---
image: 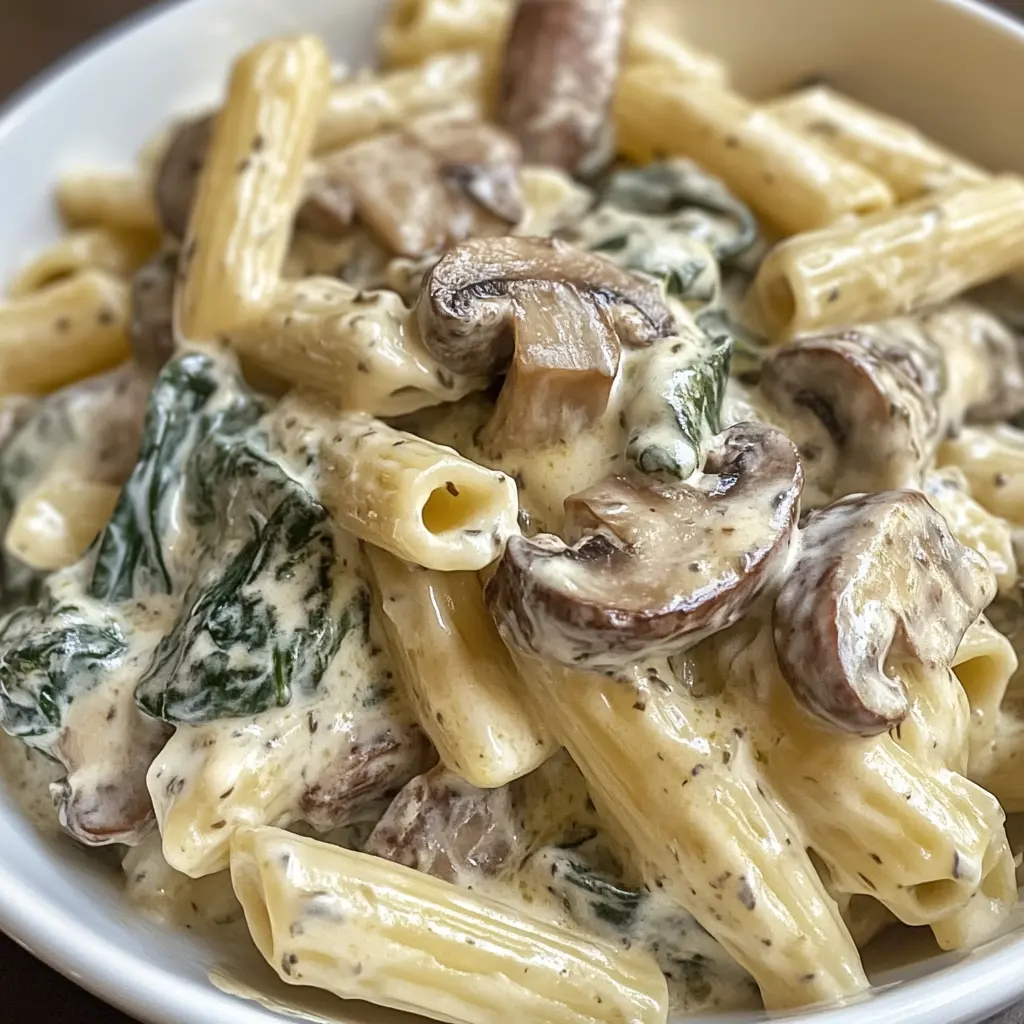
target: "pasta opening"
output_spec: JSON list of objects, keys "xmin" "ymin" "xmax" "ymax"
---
[
  {"xmin": 909, "ymin": 878, "xmax": 965, "ymax": 916},
  {"xmin": 953, "ymin": 655, "xmax": 1001, "ymax": 713},
  {"xmin": 421, "ymin": 483, "xmax": 490, "ymax": 535}
]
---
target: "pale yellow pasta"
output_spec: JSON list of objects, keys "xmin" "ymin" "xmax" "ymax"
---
[
  {"xmin": 969, "ymin": 711, "xmax": 1024, "ymax": 813},
  {"xmin": 951, "ymin": 617, "xmax": 1018, "ymax": 768},
  {"xmin": 177, "ymin": 36, "xmax": 331, "ymax": 341},
  {"xmin": 749, "ymin": 176, "xmax": 1024, "ymax": 338},
  {"xmin": 625, "ymin": 15, "xmax": 728, "ymax": 84},
  {"xmin": 316, "ymin": 52, "xmax": 486, "ymax": 153},
  {"xmin": 767, "ymin": 85, "xmax": 987, "ymax": 201},
  {"xmin": 6, "ymin": 228, "xmax": 157, "ymax": 299},
  {"xmin": 56, "ymin": 172, "xmax": 159, "ymax": 232},
  {"xmin": 511, "ymin": 654, "xmax": 867, "ymax": 1010},
  {"xmin": 231, "ymin": 826, "xmax": 669, "ymax": 1024},
  {"xmin": 719, "ymin": 627, "xmax": 1016, "ymax": 949},
  {"xmin": 5, "ymin": 475, "xmax": 120, "ymax": 572},
  {"xmin": 0, "ymin": 270, "xmax": 130, "ymax": 395},
  {"xmin": 923, "ymin": 468, "xmax": 1017, "ymax": 593},
  {"xmin": 615, "ymin": 67, "xmax": 894, "ymax": 237},
  {"xmin": 378, "ymin": 0, "xmax": 509, "ymax": 70},
  {"xmin": 319, "ymin": 411, "xmax": 519, "ymax": 571},
  {"xmin": 938, "ymin": 424, "xmax": 1024, "ymax": 524},
  {"xmin": 366, "ymin": 547, "xmax": 555, "ymax": 788},
  {"xmin": 229, "ymin": 277, "xmax": 485, "ymax": 416}
]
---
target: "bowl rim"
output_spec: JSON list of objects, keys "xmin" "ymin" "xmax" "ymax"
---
[{"xmin": 1, "ymin": 1, "xmax": 1024, "ymax": 1023}]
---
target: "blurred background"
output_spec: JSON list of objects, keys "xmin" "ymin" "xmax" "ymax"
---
[{"xmin": 0, "ymin": 0, "xmax": 1022, "ymax": 1020}]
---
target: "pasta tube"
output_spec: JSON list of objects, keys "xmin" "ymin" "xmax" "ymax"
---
[
  {"xmin": 720, "ymin": 627, "xmax": 1016, "ymax": 946},
  {"xmin": 378, "ymin": 0, "xmax": 510, "ymax": 69},
  {"xmin": 56, "ymin": 172, "xmax": 159, "ymax": 232},
  {"xmin": 366, "ymin": 547, "xmax": 555, "ymax": 787},
  {"xmin": 177, "ymin": 36, "xmax": 331, "ymax": 340},
  {"xmin": 749, "ymin": 176, "xmax": 1024, "ymax": 338},
  {"xmin": 0, "ymin": 270, "xmax": 130, "ymax": 395},
  {"xmin": 615, "ymin": 67, "xmax": 894, "ymax": 236},
  {"xmin": 512, "ymin": 654, "xmax": 867, "ymax": 1010},
  {"xmin": 6, "ymin": 228, "xmax": 156, "ymax": 298},
  {"xmin": 767, "ymin": 86, "xmax": 987, "ymax": 201},
  {"xmin": 938, "ymin": 424, "xmax": 1024, "ymax": 525},
  {"xmin": 230, "ymin": 826, "xmax": 669, "ymax": 1024},
  {"xmin": 969, "ymin": 712, "xmax": 1024, "ymax": 813},
  {"xmin": 5, "ymin": 475, "xmax": 120, "ymax": 572},
  {"xmin": 319, "ymin": 412, "xmax": 519, "ymax": 571},
  {"xmin": 316, "ymin": 53, "xmax": 486, "ymax": 152},
  {"xmin": 625, "ymin": 16, "xmax": 728, "ymax": 84},
  {"xmin": 228, "ymin": 278, "xmax": 485, "ymax": 416}
]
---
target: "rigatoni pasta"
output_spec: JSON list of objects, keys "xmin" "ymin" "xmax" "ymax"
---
[{"xmin": 56, "ymin": 171, "xmax": 159, "ymax": 232}]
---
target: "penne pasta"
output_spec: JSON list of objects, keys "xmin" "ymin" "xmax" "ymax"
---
[
  {"xmin": 938, "ymin": 424, "xmax": 1024, "ymax": 525},
  {"xmin": 316, "ymin": 52, "xmax": 486, "ymax": 153},
  {"xmin": 229, "ymin": 278, "xmax": 486, "ymax": 416},
  {"xmin": 625, "ymin": 15, "xmax": 728, "ymax": 84},
  {"xmin": 56, "ymin": 171, "xmax": 159, "ymax": 232},
  {"xmin": 748, "ymin": 176, "xmax": 1024, "ymax": 338},
  {"xmin": 615, "ymin": 67, "xmax": 894, "ymax": 236},
  {"xmin": 5, "ymin": 475, "xmax": 120, "ymax": 572},
  {"xmin": 509, "ymin": 653, "xmax": 868, "ymax": 1010},
  {"xmin": 231, "ymin": 825, "xmax": 670, "ymax": 1024},
  {"xmin": 377, "ymin": 0, "xmax": 510, "ymax": 70},
  {"xmin": 0, "ymin": 270, "xmax": 130, "ymax": 395},
  {"xmin": 177, "ymin": 35, "xmax": 332, "ymax": 341},
  {"xmin": 6, "ymin": 228, "xmax": 157, "ymax": 298},
  {"xmin": 767, "ymin": 85, "xmax": 987, "ymax": 201},
  {"xmin": 318, "ymin": 411, "xmax": 519, "ymax": 571},
  {"xmin": 366, "ymin": 547, "xmax": 555, "ymax": 787}
]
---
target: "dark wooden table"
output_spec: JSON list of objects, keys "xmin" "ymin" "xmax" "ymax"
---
[{"xmin": 2, "ymin": 0, "xmax": 1024, "ymax": 1021}]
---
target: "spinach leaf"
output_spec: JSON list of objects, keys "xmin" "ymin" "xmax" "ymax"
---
[
  {"xmin": 598, "ymin": 159, "xmax": 758, "ymax": 264},
  {"xmin": 625, "ymin": 326, "xmax": 732, "ymax": 480},
  {"xmin": 0, "ymin": 588, "xmax": 126, "ymax": 741},
  {"xmin": 90, "ymin": 352, "xmax": 266, "ymax": 602}
]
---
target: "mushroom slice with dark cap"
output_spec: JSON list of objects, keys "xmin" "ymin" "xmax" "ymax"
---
[
  {"xmin": 773, "ymin": 491, "xmax": 995, "ymax": 736},
  {"xmin": 759, "ymin": 321, "xmax": 945, "ymax": 505},
  {"xmin": 486, "ymin": 422, "xmax": 803, "ymax": 671},
  {"xmin": 154, "ymin": 115, "xmax": 214, "ymax": 240},
  {"xmin": 500, "ymin": 0, "xmax": 625, "ymax": 175},
  {"xmin": 417, "ymin": 235, "xmax": 675, "ymax": 376}
]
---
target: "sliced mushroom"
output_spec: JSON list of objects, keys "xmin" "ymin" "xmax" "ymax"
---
[
  {"xmin": 294, "ymin": 174, "xmax": 357, "ymax": 239},
  {"xmin": 129, "ymin": 249, "xmax": 177, "ymax": 374},
  {"xmin": 486, "ymin": 422, "xmax": 803, "ymax": 670},
  {"xmin": 364, "ymin": 767, "xmax": 522, "ymax": 884},
  {"xmin": 154, "ymin": 115, "xmax": 214, "ymax": 240},
  {"xmin": 500, "ymin": 0, "xmax": 625, "ymax": 175},
  {"xmin": 773, "ymin": 491, "xmax": 995, "ymax": 735},
  {"xmin": 759, "ymin": 321, "xmax": 945, "ymax": 504},
  {"xmin": 418, "ymin": 235, "xmax": 674, "ymax": 376},
  {"xmin": 314, "ymin": 112, "xmax": 524, "ymax": 258}
]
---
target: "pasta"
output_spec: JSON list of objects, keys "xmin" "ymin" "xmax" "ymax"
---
[
  {"xmin": 748, "ymin": 176, "xmax": 1024, "ymax": 338},
  {"xmin": 767, "ymin": 85, "xmax": 987, "ymax": 201},
  {"xmin": 366, "ymin": 546, "xmax": 555, "ymax": 787},
  {"xmin": 4, "ymin": 5, "xmax": 1024, "ymax": 1023},
  {"xmin": 177, "ymin": 35, "xmax": 332, "ymax": 340},
  {"xmin": 318, "ymin": 410, "xmax": 519, "ymax": 571},
  {"xmin": 231, "ymin": 825, "xmax": 670, "ymax": 1024},
  {"xmin": 0, "ymin": 270, "xmax": 130, "ymax": 394},
  {"xmin": 615, "ymin": 67, "xmax": 895, "ymax": 236}
]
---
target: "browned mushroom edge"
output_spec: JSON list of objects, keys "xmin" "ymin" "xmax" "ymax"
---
[
  {"xmin": 758, "ymin": 322, "xmax": 945, "ymax": 506},
  {"xmin": 305, "ymin": 112, "xmax": 525, "ymax": 258},
  {"xmin": 154, "ymin": 115, "xmax": 214, "ymax": 240},
  {"xmin": 130, "ymin": 248, "xmax": 178, "ymax": 375},
  {"xmin": 485, "ymin": 421, "xmax": 803, "ymax": 672},
  {"xmin": 772, "ymin": 490, "xmax": 996, "ymax": 736},
  {"xmin": 499, "ymin": 0, "xmax": 626, "ymax": 175},
  {"xmin": 416, "ymin": 235, "xmax": 676, "ymax": 448}
]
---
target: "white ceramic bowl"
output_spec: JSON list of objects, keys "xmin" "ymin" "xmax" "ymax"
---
[{"xmin": 1, "ymin": 1, "xmax": 1024, "ymax": 1022}]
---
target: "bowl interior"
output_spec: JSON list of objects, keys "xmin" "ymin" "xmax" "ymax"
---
[{"xmin": 1, "ymin": 1, "xmax": 1023, "ymax": 1023}]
